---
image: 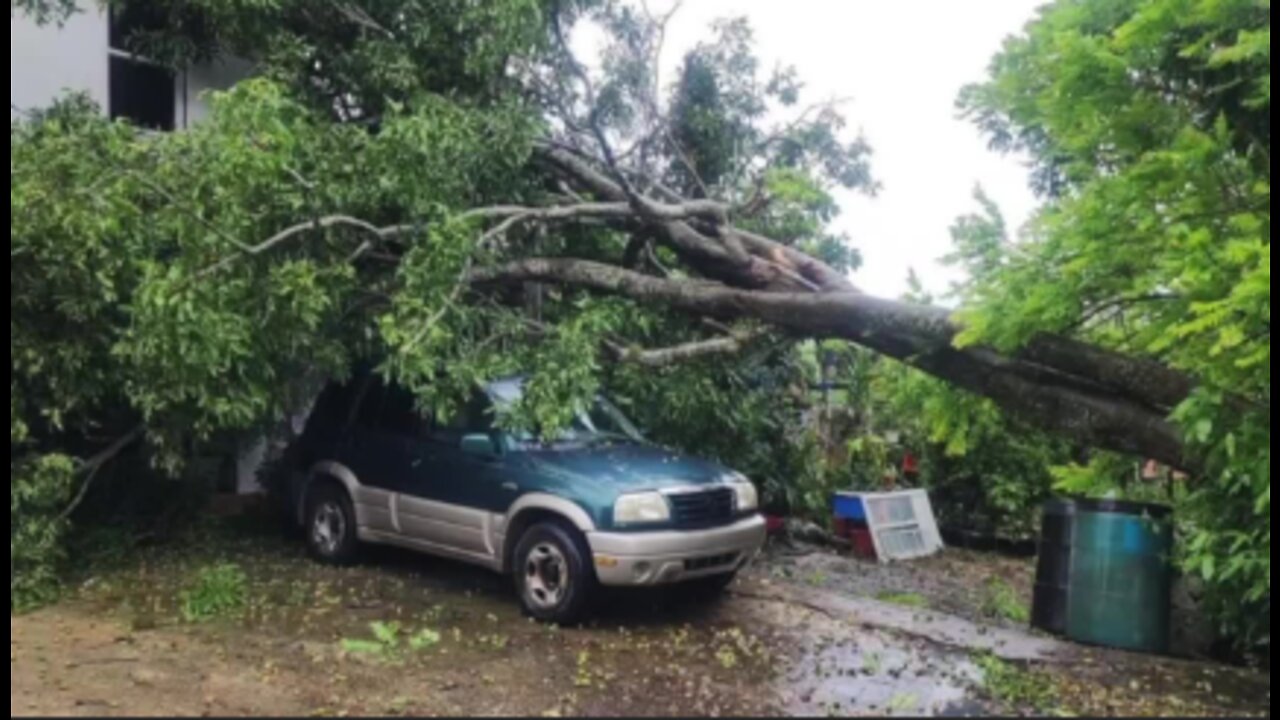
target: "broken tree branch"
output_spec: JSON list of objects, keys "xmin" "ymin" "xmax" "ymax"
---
[
  {"xmin": 59, "ymin": 425, "xmax": 146, "ymax": 522},
  {"xmin": 329, "ymin": 0, "xmax": 394, "ymax": 38},
  {"xmin": 607, "ymin": 329, "xmax": 769, "ymax": 368},
  {"xmin": 513, "ymin": 312, "xmax": 765, "ymax": 369},
  {"xmin": 468, "ymin": 257, "xmax": 1197, "ymax": 470},
  {"xmin": 196, "ymin": 215, "xmax": 394, "ymax": 279}
]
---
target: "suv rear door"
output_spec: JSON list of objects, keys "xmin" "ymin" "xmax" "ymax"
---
[{"xmin": 394, "ymin": 389, "xmax": 512, "ymax": 559}]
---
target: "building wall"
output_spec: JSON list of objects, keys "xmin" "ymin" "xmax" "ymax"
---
[
  {"xmin": 11, "ymin": 6, "xmax": 110, "ymax": 117},
  {"xmin": 11, "ymin": 5, "xmax": 252, "ymax": 127}
]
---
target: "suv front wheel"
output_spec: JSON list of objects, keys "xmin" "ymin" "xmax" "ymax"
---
[{"xmin": 513, "ymin": 521, "xmax": 596, "ymax": 625}]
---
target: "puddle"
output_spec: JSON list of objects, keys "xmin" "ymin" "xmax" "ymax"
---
[{"xmin": 781, "ymin": 627, "xmax": 987, "ymax": 717}]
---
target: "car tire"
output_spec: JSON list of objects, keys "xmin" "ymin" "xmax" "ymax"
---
[
  {"xmin": 305, "ymin": 483, "xmax": 360, "ymax": 566},
  {"xmin": 683, "ymin": 572, "xmax": 739, "ymax": 601},
  {"xmin": 513, "ymin": 521, "xmax": 597, "ymax": 625}
]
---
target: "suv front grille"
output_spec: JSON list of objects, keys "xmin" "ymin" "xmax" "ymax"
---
[
  {"xmin": 668, "ymin": 487, "xmax": 735, "ymax": 528},
  {"xmin": 684, "ymin": 553, "xmax": 739, "ymax": 572}
]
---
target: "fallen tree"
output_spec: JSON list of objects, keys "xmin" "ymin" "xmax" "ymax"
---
[{"xmin": 12, "ymin": 0, "xmax": 1268, "ymax": 644}]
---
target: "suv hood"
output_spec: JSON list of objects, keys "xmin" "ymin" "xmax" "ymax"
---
[{"xmin": 523, "ymin": 441, "xmax": 732, "ymax": 492}]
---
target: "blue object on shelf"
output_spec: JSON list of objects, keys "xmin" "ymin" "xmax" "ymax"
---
[{"xmin": 834, "ymin": 493, "xmax": 866, "ymax": 521}]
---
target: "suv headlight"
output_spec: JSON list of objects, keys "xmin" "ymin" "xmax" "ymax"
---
[
  {"xmin": 725, "ymin": 473, "xmax": 759, "ymax": 513},
  {"xmin": 614, "ymin": 492, "xmax": 671, "ymax": 525}
]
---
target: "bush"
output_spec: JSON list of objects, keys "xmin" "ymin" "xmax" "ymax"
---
[{"xmin": 11, "ymin": 455, "xmax": 77, "ymax": 612}]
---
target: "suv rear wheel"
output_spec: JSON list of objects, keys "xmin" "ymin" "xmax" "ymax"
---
[
  {"xmin": 305, "ymin": 483, "xmax": 360, "ymax": 565},
  {"xmin": 513, "ymin": 521, "xmax": 596, "ymax": 625}
]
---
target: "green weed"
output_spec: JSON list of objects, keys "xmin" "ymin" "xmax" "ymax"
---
[
  {"xmin": 181, "ymin": 563, "xmax": 248, "ymax": 623},
  {"xmin": 983, "ymin": 578, "xmax": 1031, "ymax": 624},
  {"xmin": 975, "ymin": 653, "xmax": 1058, "ymax": 713}
]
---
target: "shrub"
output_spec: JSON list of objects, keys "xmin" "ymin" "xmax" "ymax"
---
[
  {"xmin": 11, "ymin": 455, "xmax": 77, "ymax": 612},
  {"xmin": 181, "ymin": 563, "xmax": 248, "ymax": 623}
]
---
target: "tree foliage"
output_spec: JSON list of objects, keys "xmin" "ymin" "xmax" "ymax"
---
[{"xmin": 960, "ymin": 0, "xmax": 1269, "ymax": 647}]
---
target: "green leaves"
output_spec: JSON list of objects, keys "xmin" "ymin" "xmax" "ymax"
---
[
  {"xmin": 11, "ymin": 454, "xmax": 77, "ymax": 610},
  {"xmin": 11, "ymin": 388, "xmax": 28, "ymax": 447},
  {"xmin": 961, "ymin": 0, "xmax": 1269, "ymax": 649},
  {"xmin": 408, "ymin": 628, "xmax": 442, "ymax": 652},
  {"xmin": 342, "ymin": 622, "xmax": 441, "ymax": 664},
  {"xmin": 1200, "ymin": 554, "xmax": 1218, "ymax": 582},
  {"xmin": 372, "ymin": 620, "xmax": 400, "ymax": 646}
]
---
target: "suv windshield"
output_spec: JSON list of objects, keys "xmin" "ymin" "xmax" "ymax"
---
[{"xmin": 487, "ymin": 379, "xmax": 645, "ymax": 446}]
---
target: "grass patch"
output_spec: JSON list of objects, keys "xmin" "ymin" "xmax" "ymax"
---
[
  {"xmin": 180, "ymin": 563, "xmax": 248, "ymax": 623},
  {"xmin": 876, "ymin": 591, "xmax": 930, "ymax": 609},
  {"xmin": 982, "ymin": 578, "xmax": 1031, "ymax": 624},
  {"xmin": 806, "ymin": 571, "xmax": 829, "ymax": 587},
  {"xmin": 975, "ymin": 652, "xmax": 1059, "ymax": 713}
]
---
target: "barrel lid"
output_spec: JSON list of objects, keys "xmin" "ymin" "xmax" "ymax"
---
[
  {"xmin": 1074, "ymin": 497, "xmax": 1173, "ymax": 520},
  {"xmin": 1043, "ymin": 497, "xmax": 1079, "ymax": 514}
]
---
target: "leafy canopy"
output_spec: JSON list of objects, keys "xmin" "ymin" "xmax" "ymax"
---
[{"xmin": 959, "ymin": 0, "xmax": 1269, "ymax": 647}]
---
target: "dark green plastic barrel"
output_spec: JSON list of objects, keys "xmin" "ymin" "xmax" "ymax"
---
[
  {"xmin": 1031, "ymin": 498, "xmax": 1076, "ymax": 635},
  {"xmin": 1066, "ymin": 499, "xmax": 1174, "ymax": 654}
]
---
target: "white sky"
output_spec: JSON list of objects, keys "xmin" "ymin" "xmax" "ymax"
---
[{"xmin": 640, "ymin": 0, "xmax": 1046, "ymax": 299}]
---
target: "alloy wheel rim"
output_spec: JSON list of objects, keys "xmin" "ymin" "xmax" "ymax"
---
[
  {"xmin": 312, "ymin": 502, "xmax": 346, "ymax": 555},
  {"xmin": 524, "ymin": 543, "xmax": 570, "ymax": 609}
]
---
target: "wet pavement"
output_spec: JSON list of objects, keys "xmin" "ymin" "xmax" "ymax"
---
[{"xmin": 749, "ymin": 590, "xmax": 990, "ymax": 717}]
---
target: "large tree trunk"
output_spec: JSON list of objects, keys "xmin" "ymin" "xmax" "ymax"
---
[{"xmin": 470, "ymin": 258, "xmax": 1195, "ymax": 471}]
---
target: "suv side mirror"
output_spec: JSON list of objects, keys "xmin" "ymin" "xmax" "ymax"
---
[{"xmin": 461, "ymin": 434, "xmax": 501, "ymax": 460}]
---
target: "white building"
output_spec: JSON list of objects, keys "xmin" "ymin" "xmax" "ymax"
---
[{"xmin": 11, "ymin": 3, "xmax": 249, "ymax": 129}]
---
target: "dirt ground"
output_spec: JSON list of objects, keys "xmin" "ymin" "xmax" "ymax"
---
[{"xmin": 10, "ymin": 518, "xmax": 1272, "ymax": 718}]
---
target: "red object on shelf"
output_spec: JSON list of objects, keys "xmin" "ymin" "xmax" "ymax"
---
[{"xmin": 902, "ymin": 452, "xmax": 920, "ymax": 476}]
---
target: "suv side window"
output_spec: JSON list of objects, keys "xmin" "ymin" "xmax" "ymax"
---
[
  {"xmin": 349, "ymin": 377, "xmax": 430, "ymax": 438},
  {"xmin": 431, "ymin": 391, "xmax": 494, "ymax": 445}
]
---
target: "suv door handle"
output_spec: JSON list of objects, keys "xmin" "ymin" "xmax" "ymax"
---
[{"xmin": 501, "ymin": 482, "xmax": 519, "ymax": 493}]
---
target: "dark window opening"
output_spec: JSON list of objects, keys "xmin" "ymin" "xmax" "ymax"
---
[
  {"xmin": 109, "ymin": 55, "xmax": 175, "ymax": 132},
  {"xmin": 109, "ymin": 3, "xmax": 170, "ymax": 53}
]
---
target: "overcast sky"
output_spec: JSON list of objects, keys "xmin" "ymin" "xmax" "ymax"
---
[{"xmin": 638, "ymin": 0, "xmax": 1047, "ymax": 299}]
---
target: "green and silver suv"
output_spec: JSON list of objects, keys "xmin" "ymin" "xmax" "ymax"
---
[{"xmin": 286, "ymin": 375, "xmax": 766, "ymax": 624}]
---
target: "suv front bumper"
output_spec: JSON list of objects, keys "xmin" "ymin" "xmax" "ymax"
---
[{"xmin": 587, "ymin": 515, "xmax": 767, "ymax": 587}]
